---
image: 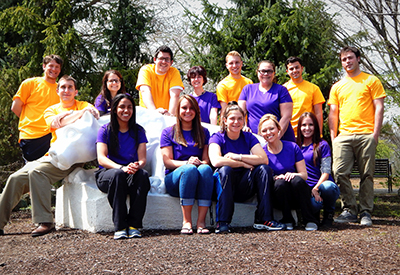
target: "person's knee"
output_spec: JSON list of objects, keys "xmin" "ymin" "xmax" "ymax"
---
[
  {"xmin": 198, "ymin": 164, "xmax": 213, "ymax": 176},
  {"xmin": 274, "ymin": 179, "xmax": 289, "ymax": 191}
]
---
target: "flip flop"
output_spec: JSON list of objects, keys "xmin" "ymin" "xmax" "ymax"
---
[
  {"xmin": 180, "ymin": 227, "xmax": 193, "ymax": 235},
  {"xmin": 197, "ymin": 227, "xmax": 210, "ymax": 234}
]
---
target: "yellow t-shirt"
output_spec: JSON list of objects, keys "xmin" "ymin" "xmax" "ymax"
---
[
  {"xmin": 328, "ymin": 72, "xmax": 386, "ymax": 134},
  {"xmin": 44, "ymin": 100, "xmax": 92, "ymax": 146},
  {"xmin": 216, "ymin": 75, "xmax": 253, "ymax": 103},
  {"xmin": 136, "ymin": 64, "xmax": 184, "ymax": 110},
  {"xmin": 284, "ymin": 79, "xmax": 325, "ymax": 136},
  {"xmin": 13, "ymin": 77, "xmax": 60, "ymax": 140}
]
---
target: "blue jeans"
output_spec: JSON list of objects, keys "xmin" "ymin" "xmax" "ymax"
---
[
  {"xmin": 165, "ymin": 164, "xmax": 213, "ymax": 207},
  {"xmin": 311, "ymin": 180, "xmax": 340, "ymax": 214}
]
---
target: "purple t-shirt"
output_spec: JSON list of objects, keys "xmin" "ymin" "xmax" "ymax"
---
[
  {"xmin": 193, "ymin": 91, "xmax": 221, "ymax": 124},
  {"xmin": 209, "ymin": 131, "xmax": 259, "ymax": 155},
  {"xmin": 263, "ymin": 140, "xmax": 304, "ymax": 176},
  {"xmin": 301, "ymin": 140, "xmax": 335, "ymax": 187},
  {"xmin": 160, "ymin": 126, "xmax": 210, "ymax": 174},
  {"xmin": 94, "ymin": 93, "xmax": 130, "ymax": 114},
  {"xmin": 94, "ymin": 94, "xmax": 109, "ymax": 114},
  {"xmin": 239, "ymin": 83, "xmax": 295, "ymax": 142},
  {"xmin": 96, "ymin": 123, "xmax": 148, "ymax": 168}
]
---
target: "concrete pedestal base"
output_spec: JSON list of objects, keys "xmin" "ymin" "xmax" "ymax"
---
[{"xmin": 55, "ymin": 168, "xmax": 296, "ymax": 232}]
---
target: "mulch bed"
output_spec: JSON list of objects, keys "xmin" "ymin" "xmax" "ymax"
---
[{"xmin": 1, "ymin": 202, "xmax": 400, "ymax": 274}]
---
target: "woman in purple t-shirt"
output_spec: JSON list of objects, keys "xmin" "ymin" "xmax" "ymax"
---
[
  {"xmin": 160, "ymin": 95, "xmax": 213, "ymax": 235},
  {"xmin": 297, "ymin": 112, "xmax": 339, "ymax": 227},
  {"xmin": 187, "ymin": 66, "xmax": 221, "ymax": 125},
  {"xmin": 238, "ymin": 60, "xmax": 295, "ymax": 142},
  {"xmin": 209, "ymin": 102, "xmax": 285, "ymax": 233},
  {"xmin": 95, "ymin": 94, "xmax": 150, "ymax": 240},
  {"xmin": 94, "ymin": 70, "xmax": 127, "ymax": 116},
  {"xmin": 259, "ymin": 114, "xmax": 318, "ymax": 231}
]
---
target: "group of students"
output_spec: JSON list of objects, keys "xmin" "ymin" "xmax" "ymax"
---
[
  {"xmin": 93, "ymin": 68, "xmax": 339, "ymax": 239},
  {"xmin": 3, "ymin": 45, "xmax": 382, "ymax": 239}
]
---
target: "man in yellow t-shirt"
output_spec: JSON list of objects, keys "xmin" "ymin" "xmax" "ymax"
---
[
  {"xmin": 0, "ymin": 75, "xmax": 99, "ymax": 237},
  {"xmin": 136, "ymin": 45, "xmax": 184, "ymax": 116},
  {"xmin": 284, "ymin": 56, "xmax": 325, "ymax": 136},
  {"xmin": 216, "ymin": 51, "xmax": 253, "ymax": 116},
  {"xmin": 11, "ymin": 55, "xmax": 63, "ymax": 161},
  {"xmin": 328, "ymin": 46, "xmax": 386, "ymax": 226}
]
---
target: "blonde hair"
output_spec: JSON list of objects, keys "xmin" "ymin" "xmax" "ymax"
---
[
  {"xmin": 258, "ymin": 114, "xmax": 281, "ymax": 135},
  {"xmin": 226, "ymin": 51, "xmax": 242, "ymax": 62}
]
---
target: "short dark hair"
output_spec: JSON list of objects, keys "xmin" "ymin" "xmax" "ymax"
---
[
  {"xmin": 187, "ymin": 66, "xmax": 208, "ymax": 85},
  {"xmin": 340, "ymin": 46, "xmax": 361, "ymax": 59},
  {"xmin": 57, "ymin": 75, "xmax": 77, "ymax": 90},
  {"xmin": 285, "ymin": 56, "xmax": 303, "ymax": 68},
  {"xmin": 43, "ymin": 54, "xmax": 63, "ymax": 67},
  {"xmin": 154, "ymin": 45, "xmax": 174, "ymax": 61}
]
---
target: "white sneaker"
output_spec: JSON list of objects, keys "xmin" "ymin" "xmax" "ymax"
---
[
  {"xmin": 305, "ymin": 222, "xmax": 318, "ymax": 231},
  {"xmin": 114, "ymin": 229, "xmax": 128, "ymax": 240},
  {"xmin": 360, "ymin": 212, "xmax": 373, "ymax": 226},
  {"xmin": 285, "ymin": 223, "xmax": 294, "ymax": 230}
]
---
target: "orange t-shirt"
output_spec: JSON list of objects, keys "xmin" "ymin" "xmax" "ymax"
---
[
  {"xmin": 13, "ymin": 77, "xmax": 60, "ymax": 140},
  {"xmin": 328, "ymin": 72, "xmax": 386, "ymax": 134}
]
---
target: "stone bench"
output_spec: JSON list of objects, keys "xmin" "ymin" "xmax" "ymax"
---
[{"xmin": 55, "ymin": 168, "xmax": 295, "ymax": 232}]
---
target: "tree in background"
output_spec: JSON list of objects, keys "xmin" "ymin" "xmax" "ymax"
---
[
  {"xmin": 0, "ymin": 0, "xmax": 154, "ymax": 166},
  {"xmin": 184, "ymin": 0, "xmax": 341, "ymax": 96}
]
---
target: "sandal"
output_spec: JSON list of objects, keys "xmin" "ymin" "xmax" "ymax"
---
[
  {"xmin": 197, "ymin": 227, "xmax": 210, "ymax": 234},
  {"xmin": 180, "ymin": 227, "xmax": 193, "ymax": 235}
]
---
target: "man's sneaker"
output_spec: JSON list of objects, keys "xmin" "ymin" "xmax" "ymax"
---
[
  {"xmin": 128, "ymin": 227, "xmax": 142, "ymax": 238},
  {"xmin": 334, "ymin": 209, "xmax": 358, "ymax": 223},
  {"xmin": 253, "ymin": 220, "xmax": 286, "ymax": 231},
  {"xmin": 285, "ymin": 223, "xmax": 294, "ymax": 230},
  {"xmin": 305, "ymin": 222, "xmax": 318, "ymax": 231},
  {"xmin": 0, "ymin": 229, "xmax": 3, "ymax": 235},
  {"xmin": 114, "ymin": 229, "xmax": 128, "ymax": 240},
  {"xmin": 360, "ymin": 212, "xmax": 373, "ymax": 226},
  {"xmin": 215, "ymin": 222, "xmax": 230, "ymax": 234}
]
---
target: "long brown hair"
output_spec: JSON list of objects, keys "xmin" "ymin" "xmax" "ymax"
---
[
  {"xmin": 97, "ymin": 70, "xmax": 126, "ymax": 111},
  {"xmin": 296, "ymin": 112, "xmax": 322, "ymax": 166},
  {"xmin": 173, "ymin": 95, "xmax": 205, "ymax": 148}
]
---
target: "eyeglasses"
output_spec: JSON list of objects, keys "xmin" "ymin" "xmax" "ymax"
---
[
  {"xmin": 257, "ymin": 69, "xmax": 274, "ymax": 75},
  {"xmin": 157, "ymin": 57, "xmax": 171, "ymax": 63},
  {"xmin": 108, "ymin": 79, "xmax": 120, "ymax": 84}
]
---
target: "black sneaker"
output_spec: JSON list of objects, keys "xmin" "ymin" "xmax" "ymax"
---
[
  {"xmin": 321, "ymin": 213, "xmax": 334, "ymax": 227},
  {"xmin": 215, "ymin": 222, "xmax": 230, "ymax": 234},
  {"xmin": 253, "ymin": 220, "xmax": 286, "ymax": 231},
  {"xmin": 0, "ymin": 229, "xmax": 3, "ymax": 236},
  {"xmin": 334, "ymin": 208, "xmax": 358, "ymax": 223}
]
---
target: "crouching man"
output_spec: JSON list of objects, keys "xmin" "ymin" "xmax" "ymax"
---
[{"xmin": 0, "ymin": 75, "xmax": 99, "ymax": 237}]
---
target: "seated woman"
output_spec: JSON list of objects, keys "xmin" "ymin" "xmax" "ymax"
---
[
  {"xmin": 160, "ymin": 95, "xmax": 214, "ymax": 235},
  {"xmin": 259, "ymin": 114, "xmax": 318, "ymax": 231},
  {"xmin": 297, "ymin": 112, "xmax": 340, "ymax": 227},
  {"xmin": 187, "ymin": 66, "xmax": 221, "ymax": 125},
  {"xmin": 209, "ymin": 102, "xmax": 285, "ymax": 233},
  {"xmin": 95, "ymin": 70, "xmax": 127, "ymax": 115},
  {"xmin": 95, "ymin": 94, "xmax": 150, "ymax": 240}
]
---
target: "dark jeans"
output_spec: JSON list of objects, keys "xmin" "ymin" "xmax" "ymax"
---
[
  {"xmin": 95, "ymin": 168, "xmax": 150, "ymax": 231},
  {"xmin": 215, "ymin": 164, "xmax": 274, "ymax": 224},
  {"xmin": 273, "ymin": 176, "xmax": 318, "ymax": 224},
  {"xmin": 19, "ymin": 133, "xmax": 52, "ymax": 162}
]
